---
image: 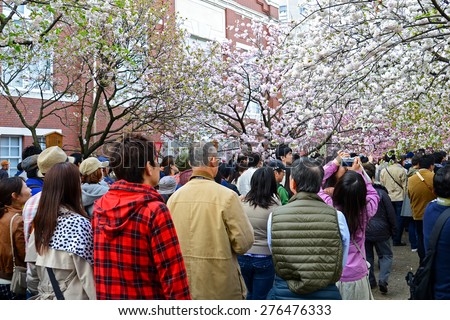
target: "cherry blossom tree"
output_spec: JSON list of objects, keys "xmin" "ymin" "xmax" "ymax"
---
[
  {"xmin": 186, "ymin": 0, "xmax": 450, "ymax": 158},
  {"xmin": 181, "ymin": 20, "xmax": 388, "ymax": 157},
  {"xmin": 290, "ymin": 0, "xmax": 450, "ymax": 154},
  {"xmin": 1, "ymin": 0, "xmax": 212, "ymax": 157}
]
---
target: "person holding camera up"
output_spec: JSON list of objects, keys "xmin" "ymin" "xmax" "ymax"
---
[{"xmin": 319, "ymin": 151, "xmax": 380, "ymax": 299}]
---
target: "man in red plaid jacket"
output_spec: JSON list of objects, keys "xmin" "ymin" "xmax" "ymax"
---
[{"xmin": 92, "ymin": 134, "xmax": 191, "ymax": 299}]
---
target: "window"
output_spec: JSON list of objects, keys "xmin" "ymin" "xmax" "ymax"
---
[
  {"xmin": 246, "ymin": 100, "xmax": 262, "ymax": 120},
  {"xmin": 298, "ymin": 4, "xmax": 308, "ymax": 16},
  {"xmin": 187, "ymin": 35, "xmax": 212, "ymax": 52},
  {"xmin": 1, "ymin": 3, "xmax": 53, "ymax": 93},
  {"xmin": 2, "ymin": 58, "xmax": 52, "ymax": 92},
  {"xmin": 0, "ymin": 136, "xmax": 22, "ymax": 176},
  {"xmin": 37, "ymin": 136, "xmax": 46, "ymax": 151}
]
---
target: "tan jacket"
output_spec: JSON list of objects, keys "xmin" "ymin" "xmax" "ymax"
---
[
  {"xmin": 408, "ymin": 169, "xmax": 436, "ymax": 220},
  {"xmin": 25, "ymin": 232, "xmax": 96, "ymax": 300},
  {"xmin": 380, "ymin": 164, "xmax": 407, "ymax": 202},
  {"xmin": 0, "ymin": 208, "xmax": 26, "ymax": 281},
  {"xmin": 167, "ymin": 172, "xmax": 254, "ymax": 299}
]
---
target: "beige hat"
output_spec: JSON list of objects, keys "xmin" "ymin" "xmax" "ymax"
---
[
  {"xmin": 1, "ymin": 160, "xmax": 9, "ymax": 166},
  {"xmin": 37, "ymin": 146, "xmax": 72, "ymax": 176},
  {"xmin": 79, "ymin": 157, "xmax": 109, "ymax": 176}
]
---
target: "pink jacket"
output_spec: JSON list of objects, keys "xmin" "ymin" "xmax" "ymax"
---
[{"xmin": 318, "ymin": 162, "xmax": 380, "ymax": 282}]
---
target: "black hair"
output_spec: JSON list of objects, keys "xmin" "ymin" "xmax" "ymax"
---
[
  {"xmin": 244, "ymin": 167, "xmax": 278, "ymax": 209},
  {"xmin": 332, "ymin": 171, "xmax": 367, "ymax": 236},
  {"xmin": 275, "ymin": 144, "xmax": 292, "ymax": 160},
  {"xmin": 0, "ymin": 177, "xmax": 24, "ymax": 219},
  {"xmin": 247, "ymin": 153, "xmax": 261, "ymax": 168},
  {"xmin": 433, "ymin": 152, "xmax": 445, "ymax": 164},
  {"xmin": 218, "ymin": 162, "xmax": 234, "ymax": 182},
  {"xmin": 70, "ymin": 152, "xmax": 83, "ymax": 166},
  {"xmin": 419, "ymin": 155, "xmax": 434, "ymax": 169},
  {"xmin": 433, "ymin": 165, "xmax": 450, "ymax": 198},
  {"xmin": 106, "ymin": 134, "xmax": 157, "ymax": 183},
  {"xmin": 362, "ymin": 162, "xmax": 376, "ymax": 180},
  {"xmin": 384, "ymin": 150, "xmax": 396, "ymax": 163},
  {"xmin": 22, "ymin": 145, "xmax": 42, "ymax": 160},
  {"xmin": 411, "ymin": 155, "xmax": 420, "ymax": 166},
  {"xmin": 160, "ymin": 155, "xmax": 174, "ymax": 168}
]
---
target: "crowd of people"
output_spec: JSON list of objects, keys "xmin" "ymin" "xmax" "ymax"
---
[{"xmin": 0, "ymin": 137, "xmax": 449, "ymax": 300}]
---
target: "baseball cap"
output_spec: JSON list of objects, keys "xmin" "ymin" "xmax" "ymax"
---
[
  {"xmin": 97, "ymin": 156, "xmax": 109, "ymax": 162},
  {"xmin": 79, "ymin": 157, "xmax": 109, "ymax": 176},
  {"xmin": 1, "ymin": 160, "xmax": 10, "ymax": 166},
  {"xmin": 268, "ymin": 159, "xmax": 286, "ymax": 171},
  {"xmin": 37, "ymin": 146, "xmax": 74, "ymax": 177}
]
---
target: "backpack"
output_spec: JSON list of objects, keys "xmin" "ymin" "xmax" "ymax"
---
[{"xmin": 405, "ymin": 208, "xmax": 450, "ymax": 299}]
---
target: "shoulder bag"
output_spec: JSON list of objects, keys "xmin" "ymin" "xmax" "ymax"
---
[
  {"xmin": 415, "ymin": 171, "xmax": 434, "ymax": 193},
  {"xmin": 9, "ymin": 213, "xmax": 27, "ymax": 295},
  {"xmin": 385, "ymin": 167, "xmax": 411, "ymax": 217},
  {"xmin": 385, "ymin": 167, "xmax": 404, "ymax": 190},
  {"xmin": 351, "ymin": 238, "xmax": 374, "ymax": 299},
  {"xmin": 405, "ymin": 207, "xmax": 450, "ymax": 299},
  {"xmin": 46, "ymin": 267, "xmax": 65, "ymax": 300}
]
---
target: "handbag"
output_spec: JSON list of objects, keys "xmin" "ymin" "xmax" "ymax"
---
[
  {"xmin": 401, "ymin": 193, "xmax": 413, "ymax": 217},
  {"xmin": 9, "ymin": 213, "xmax": 27, "ymax": 295}
]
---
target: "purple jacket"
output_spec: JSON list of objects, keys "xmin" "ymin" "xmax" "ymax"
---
[{"xmin": 318, "ymin": 162, "xmax": 379, "ymax": 282}]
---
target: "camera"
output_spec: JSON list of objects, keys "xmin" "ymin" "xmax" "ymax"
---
[{"xmin": 341, "ymin": 157, "xmax": 354, "ymax": 167}]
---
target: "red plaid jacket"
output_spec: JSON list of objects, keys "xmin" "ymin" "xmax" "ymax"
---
[{"xmin": 92, "ymin": 180, "xmax": 191, "ymax": 299}]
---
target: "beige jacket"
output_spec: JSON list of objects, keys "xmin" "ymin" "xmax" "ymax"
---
[
  {"xmin": 25, "ymin": 232, "xmax": 96, "ymax": 300},
  {"xmin": 380, "ymin": 164, "xmax": 407, "ymax": 202},
  {"xmin": 167, "ymin": 172, "xmax": 254, "ymax": 300}
]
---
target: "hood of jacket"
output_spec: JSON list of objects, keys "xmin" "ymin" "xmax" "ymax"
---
[
  {"xmin": 82, "ymin": 183, "xmax": 109, "ymax": 207},
  {"xmin": 94, "ymin": 180, "xmax": 164, "ymax": 239}
]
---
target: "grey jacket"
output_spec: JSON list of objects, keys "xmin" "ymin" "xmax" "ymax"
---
[{"xmin": 81, "ymin": 183, "xmax": 109, "ymax": 217}]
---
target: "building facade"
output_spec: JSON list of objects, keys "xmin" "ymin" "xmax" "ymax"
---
[{"xmin": 278, "ymin": 0, "xmax": 307, "ymax": 23}]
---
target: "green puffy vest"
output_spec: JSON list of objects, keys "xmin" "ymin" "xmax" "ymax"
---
[{"xmin": 271, "ymin": 192, "xmax": 343, "ymax": 294}]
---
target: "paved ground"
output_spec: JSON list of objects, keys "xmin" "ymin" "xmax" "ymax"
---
[{"xmin": 371, "ymin": 241, "xmax": 420, "ymax": 300}]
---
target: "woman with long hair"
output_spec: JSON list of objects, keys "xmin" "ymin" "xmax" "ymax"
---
[
  {"xmin": 0, "ymin": 177, "xmax": 30, "ymax": 299},
  {"xmin": 26, "ymin": 162, "xmax": 95, "ymax": 299},
  {"xmin": 319, "ymin": 157, "xmax": 379, "ymax": 299},
  {"xmin": 238, "ymin": 167, "xmax": 280, "ymax": 299}
]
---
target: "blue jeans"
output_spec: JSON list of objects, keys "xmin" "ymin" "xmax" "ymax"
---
[
  {"xmin": 364, "ymin": 239, "xmax": 393, "ymax": 285},
  {"xmin": 404, "ymin": 217, "xmax": 418, "ymax": 249},
  {"xmin": 238, "ymin": 255, "xmax": 275, "ymax": 300},
  {"xmin": 392, "ymin": 201, "xmax": 404, "ymax": 244},
  {"xmin": 266, "ymin": 275, "xmax": 342, "ymax": 300}
]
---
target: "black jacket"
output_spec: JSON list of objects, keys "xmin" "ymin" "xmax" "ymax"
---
[{"xmin": 365, "ymin": 184, "xmax": 397, "ymax": 242}]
